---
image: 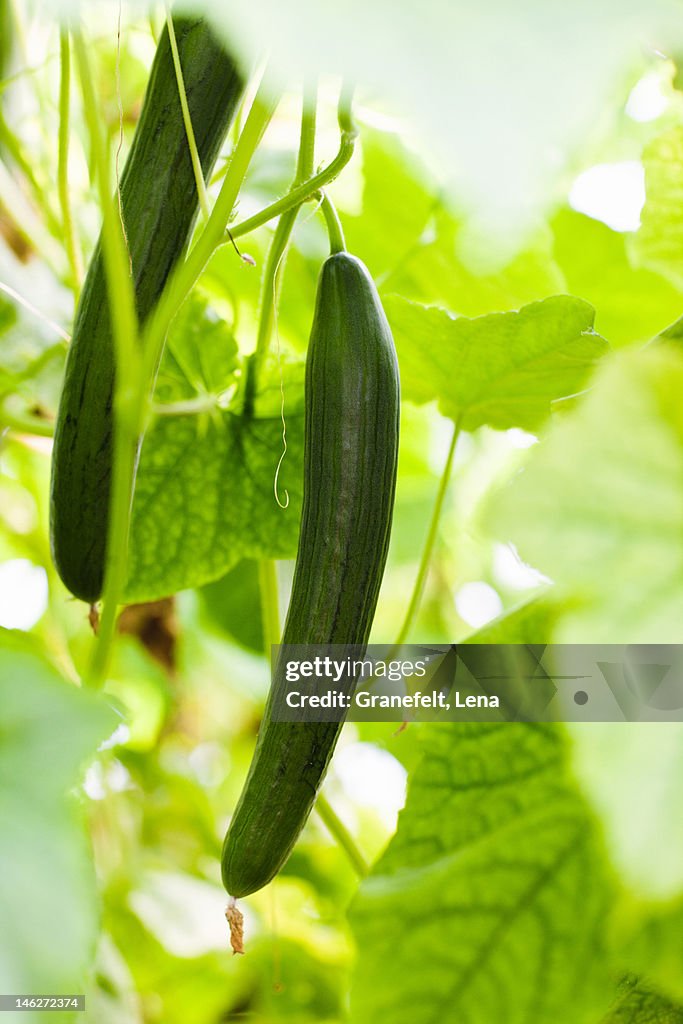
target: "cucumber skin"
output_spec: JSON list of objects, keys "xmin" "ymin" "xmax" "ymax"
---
[
  {"xmin": 50, "ymin": 19, "xmax": 243, "ymax": 603},
  {"xmin": 221, "ymin": 253, "xmax": 400, "ymax": 898}
]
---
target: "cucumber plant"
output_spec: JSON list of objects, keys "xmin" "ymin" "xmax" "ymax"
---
[{"xmin": 50, "ymin": 17, "xmax": 244, "ymax": 603}]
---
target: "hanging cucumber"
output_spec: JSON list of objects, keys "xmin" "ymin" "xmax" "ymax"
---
[
  {"xmin": 221, "ymin": 250, "xmax": 400, "ymax": 899},
  {"xmin": 50, "ymin": 18, "xmax": 244, "ymax": 603}
]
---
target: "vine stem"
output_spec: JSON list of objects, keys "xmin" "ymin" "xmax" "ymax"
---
[
  {"xmin": 391, "ymin": 417, "xmax": 462, "ymax": 655},
  {"xmin": 254, "ymin": 81, "xmax": 317, "ymax": 644},
  {"xmin": 319, "ymin": 192, "xmax": 345, "ymax": 254},
  {"xmin": 258, "ymin": 559, "xmax": 280, "ymax": 655},
  {"xmin": 316, "ymin": 792, "xmax": 369, "ymax": 878},
  {"xmin": 244, "ymin": 78, "xmax": 318, "ymax": 414},
  {"xmin": 140, "ymin": 75, "xmax": 281, "ymax": 389},
  {"xmin": 58, "ymin": 30, "xmax": 83, "ymax": 293},
  {"xmin": 165, "ymin": 8, "xmax": 209, "ymax": 220},
  {"xmin": 72, "ymin": 30, "xmax": 140, "ymax": 689},
  {"xmin": 225, "ymin": 83, "xmax": 357, "ymax": 244}
]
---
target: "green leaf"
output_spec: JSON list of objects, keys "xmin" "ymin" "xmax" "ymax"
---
[
  {"xmin": 486, "ymin": 346, "xmax": 683, "ymax": 641},
  {"xmin": 0, "ymin": 634, "xmax": 119, "ymax": 994},
  {"xmin": 349, "ymin": 723, "xmax": 613, "ymax": 1024},
  {"xmin": 633, "ymin": 127, "xmax": 683, "ymax": 289},
  {"xmin": 553, "ymin": 209, "xmax": 683, "ymax": 348},
  {"xmin": 199, "ymin": 559, "xmax": 265, "ymax": 654},
  {"xmin": 126, "ymin": 371, "xmax": 304, "ymax": 602},
  {"xmin": 386, "ymin": 294, "xmax": 608, "ymax": 431},
  {"xmin": 342, "ymin": 126, "xmax": 438, "ymax": 283},
  {"xmin": 154, "ymin": 294, "xmax": 240, "ymax": 405},
  {"xmin": 601, "ymin": 978, "xmax": 683, "ymax": 1024},
  {"xmin": 616, "ymin": 899, "xmax": 683, "ymax": 1004},
  {"xmin": 385, "ymin": 211, "xmax": 566, "ymax": 318},
  {"xmin": 463, "ymin": 596, "xmax": 558, "ymax": 644},
  {"xmin": 342, "ymin": 128, "xmax": 565, "ymax": 315}
]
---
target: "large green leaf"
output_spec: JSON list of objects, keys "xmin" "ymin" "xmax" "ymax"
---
[
  {"xmin": 385, "ymin": 294, "xmax": 608, "ymax": 431},
  {"xmin": 486, "ymin": 345, "xmax": 683, "ymax": 641},
  {"xmin": 633, "ymin": 127, "xmax": 683, "ymax": 289},
  {"xmin": 126, "ymin": 295, "xmax": 305, "ymax": 601},
  {"xmin": 0, "ymin": 635, "xmax": 118, "ymax": 996},
  {"xmin": 349, "ymin": 722, "xmax": 613, "ymax": 1024},
  {"xmin": 126, "ymin": 386, "xmax": 304, "ymax": 603}
]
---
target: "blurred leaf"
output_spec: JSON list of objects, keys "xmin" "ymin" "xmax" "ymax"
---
[
  {"xmin": 634, "ymin": 127, "xmax": 683, "ymax": 289},
  {"xmin": 349, "ymin": 722, "xmax": 613, "ymax": 1024},
  {"xmin": 0, "ymin": 293, "xmax": 17, "ymax": 333},
  {"xmin": 386, "ymin": 294, "xmax": 607, "ymax": 430},
  {"xmin": 657, "ymin": 313, "xmax": 683, "ymax": 347},
  {"xmin": 570, "ymin": 722, "xmax": 683, "ymax": 899},
  {"xmin": 342, "ymin": 128, "xmax": 565, "ymax": 314},
  {"xmin": 486, "ymin": 346, "xmax": 683, "ymax": 641},
  {"xmin": 199, "ymin": 559, "xmax": 264, "ymax": 654},
  {"xmin": 616, "ymin": 898, "xmax": 683, "ymax": 1003},
  {"xmin": 0, "ymin": 634, "xmax": 119, "ymax": 994},
  {"xmin": 343, "ymin": 127, "xmax": 438, "ymax": 282},
  {"xmin": 553, "ymin": 209, "xmax": 683, "ymax": 347},
  {"xmin": 601, "ymin": 978, "xmax": 683, "ymax": 1024},
  {"xmin": 463, "ymin": 596, "xmax": 558, "ymax": 644},
  {"xmin": 85, "ymin": 936, "xmax": 143, "ymax": 1024},
  {"xmin": 385, "ymin": 210, "xmax": 566, "ymax": 316}
]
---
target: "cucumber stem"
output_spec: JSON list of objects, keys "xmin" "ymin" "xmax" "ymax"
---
[
  {"xmin": 140, "ymin": 73, "xmax": 280, "ymax": 389},
  {"xmin": 225, "ymin": 82, "xmax": 357, "ymax": 244},
  {"xmin": 58, "ymin": 30, "xmax": 83, "ymax": 294},
  {"xmin": 243, "ymin": 79, "xmax": 318, "ymax": 415},
  {"xmin": 319, "ymin": 191, "xmax": 346, "ymax": 254},
  {"xmin": 258, "ymin": 558, "xmax": 281, "ymax": 654}
]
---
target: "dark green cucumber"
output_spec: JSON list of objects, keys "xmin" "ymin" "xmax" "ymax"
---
[
  {"xmin": 221, "ymin": 252, "xmax": 400, "ymax": 898},
  {"xmin": 50, "ymin": 19, "xmax": 244, "ymax": 603}
]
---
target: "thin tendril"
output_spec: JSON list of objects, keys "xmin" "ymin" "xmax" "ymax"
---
[
  {"xmin": 272, "ymin": 244, "xmax": 289, "ymax": 509},
  {"xmin": 115, "ymin": 0, "xmax": 132, "ymax": 275}
]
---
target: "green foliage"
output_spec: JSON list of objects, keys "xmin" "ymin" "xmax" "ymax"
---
[
  {"xmin": 487, "ymin": 346, "xmax": 683, "ymax": 641},
  {"xmin": 634, "ymin": 127, "xmax": 683, "ymax": 288},
  {"xmin": 0, "ymin": 635, "xmax": 118, "ymax": 996},
  {"xmin": 552, "ymin": 210, "xmax": 683, "ymax": 347},
  {"xmin": 199, "ymin": 559, "xmax": 265, "ymax": 653},
  {"xmin": 386, "ymin": 294, "xmax": 607, "ymax": 430},
  {"xmin": 350, "ymin": 723, "xmax": 614, "ymax": 1023},
  {"xmin": 616, "ymin": 899, "xmax": 683, "ymax": 1004},
  {"xmin": 602, "ymin": 979, "xmax": 683, "ymax": 1024},
  {"xmin": 126, "ymin": 370, "xmax": 304, "ymax": 601}
]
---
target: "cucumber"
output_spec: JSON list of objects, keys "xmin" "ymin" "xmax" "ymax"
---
[
  {"xmin": 221, "ymin": 252, "xmax": 400, "ymax": 898},
  {"xmin": 50, "ymin": 18, "xmax": 244, "ymax": 603}
]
